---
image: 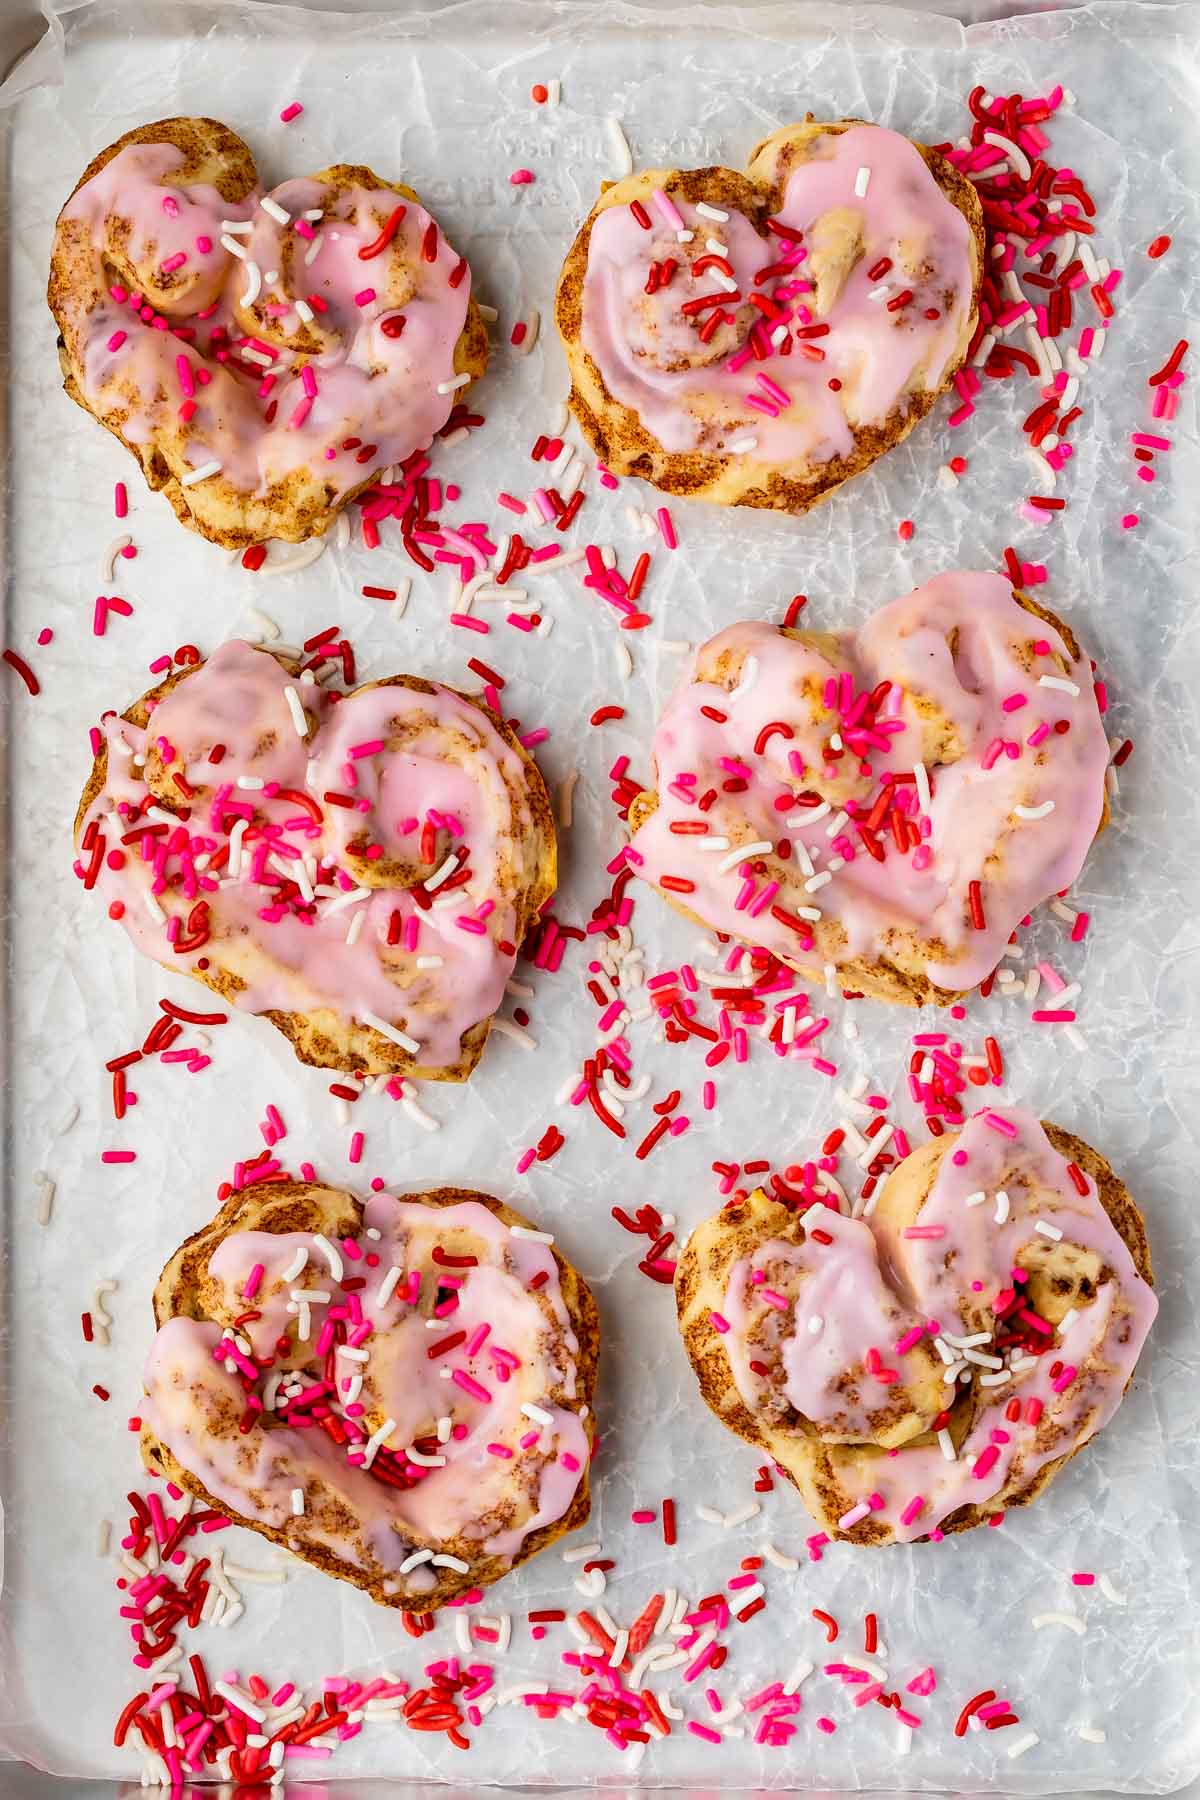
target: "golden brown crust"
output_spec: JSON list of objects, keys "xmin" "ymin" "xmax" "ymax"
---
[
  {"xmin": 141, "ymin": 1179, "xmax": 600, "ymax": 1610},
  {"xmin": 48, "ymin": 116, "xmax": 488, "ymax": 548},
  {"xmin": 74, "ymin": 648, "xmax": 557, "ymax": 1080},
  {"xmin": 629, "ymin": 591, "xmax": 1107, "ymax": 1008},
  {"xmin": 676, "ymin": 1122, "xmax": 1151, "ymax": 1543},
  {"xmin": 554, "ymin": 119, "xmax": 985, "ymax": 513}
]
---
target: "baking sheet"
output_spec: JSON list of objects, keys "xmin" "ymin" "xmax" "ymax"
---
[{"xmin": 1, "ymin": 0, "xmax": 1199, "ymax": 1788}]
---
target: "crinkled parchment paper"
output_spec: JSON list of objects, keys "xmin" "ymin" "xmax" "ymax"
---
[{"xmin": 0, "ymin": 0, "xmax": 1198, "ymax": 1788}]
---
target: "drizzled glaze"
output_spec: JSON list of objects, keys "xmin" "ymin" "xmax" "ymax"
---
[
  {"xmin": 581, "ymin": 125, "xmax": 973, "ymax": 465},
  {"xmin": 630, "ymin": 572, "xmax": 1108, "ymax": 997},
  {"xmin": 143, "ymin": 1194, "xmax": 590, "ymax": 1589},
  {"xmin": 55, "ymin": 137, "xmax": 470, "ymax": 526},
  {"xmin": 76, "ymin": 641, "xmax": 551, "ymax": 1075},
  {"xmin": 719, "ymin": 1109, "xmax": 1155, "ymax": 1542}
]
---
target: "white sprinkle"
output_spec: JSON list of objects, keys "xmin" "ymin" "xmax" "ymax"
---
[
  {"xmin": 219, "ymin": 233, "xmax": 248, "ymax": 260},
  {"xmin": 290, "ymin": 1487, "xmax": 304, "ymax": 1516},
  {"xmin": 1039, "ymin": 674, "xmax": 1080, "ymax": 696},
  {"xmin": 1006, "ymin": 1731, "xmax": 1040, "ymax": 1760},
  {"xmin": 696, "ymin": 202, "xmax": 730, "ymax": 222},
  {"xmin": 1034, "ymin": 1219, "xmax": 1063, "ymax": 1241},
  {"xmin": 310, "ymin": 1234, "xmax": 344, "ymax": 1282},
  {"xmin": 937, "ymin": 1428, "xmax": 956, "ymax": 1462},
  {"xmin": 304, "ymin": 233, "xmax": 325, "ymax": 266},
  {"xmin": 489, "ymin": 1016, "xmax": 537, "ymax": 1051},
  {"xmin": 294, "ymin": 299, "xmax": 315, "ymax": 324},
  {"xmin": 727, "ymin": 435, "xmax": 758, "ymax": 455},
  {"xmin": 282, "ymin": 686, "xmax": 308, "ymax": 738},
  {"xmin": 994, "ymin": 1190, "xmax": 1010, "ymax": 1224},
  {"xmin": 1015, "ymin": 800, "xmax": 1055, "ymax": 820},
  {"xmin": 913, "ymin": 761, "xmax": 932, "ymax": 814},
  {"xmin": 515, "ymin": 310, "xmax": 540, "ymax": 355},
  {"xmin": 180, "ymin": 459, "xmax": 222, "ymax": 487},
  {"xmin": 727, "ymin": 655, "xmax": 759, "ymax": 703},
  {"xmin": 561, "ymin": 1540, "xmax": 601, "ymax": 1564},
  {"xmin": 1032, "ymin": 1610, "xmax": 1086, "ymax": 1635},
  {"xmin": 722, "ymin": 1501, "xmax": 761, "ymax": 1530},
  {"xmin": 695, "ymin": 1505, "xmax": 725, "ymax": 1526},
  {"xmin": 511, "ymin": 1225, "xmax": 555, "ymax": 1244},
  {"xmin": 1099, "ymin": 1573, "xmax": 1127, "ymax": 1606},
  {"xmin": 1078, "ymin": 1725, "xmax": 1106, "ymax": 1744},
  {"xmin": 359, "ymin": 1010, "xmax": 420, "ymax": 1055},
  {"xmin": 437, "ymin": 372, "xmax": 472, "ymax": 395},
  {"xmin": 983, "ymin": 129, "xmax": 1033, "ymax": 182},
  {"xmin": 215, "ymin": 1682, "xmax": 266, "ymax": 1724},
  {"xmin": 807, "ymin": 1314, "xmax": 824, "ymax": 1336},
  {"xmin": 762, "ymin": 1542, "xmax": 799, "ymax": 1571},
  {"xmin": 606, "ymin": 116, "xmax": 634, "ymax": 176},
  {"xmin": 260, "ymin": 196, "xmax": 291, "ymax": 225},
  {"xmin": 717, "ymin": 839, "xmax": 773, "ymax": 875},
  {"xmin": 782, "ymin": 1657, "xmax": 814, "ymax": 1695},
  {"xmin": 399, "ymin": 1548, "xmax": 433, "ymax": 1573},
  {"xmin": 964, "ymin": 1190, "xmax": 988, "ymax": 1209},
  {"xmin": 240, "ymin": 261, "xmax": 262, "ymax": 307},
  {"xmin": 402, "ymin": 1094, "xmax": 439, "ymax": 1132},
  {"xmin": 362, "ymin": 1418, "xmax": 397, "ymax": 1468},
  {"xmin": 854, "ymin": 166, "xmax": 871, "ymax": 197}
]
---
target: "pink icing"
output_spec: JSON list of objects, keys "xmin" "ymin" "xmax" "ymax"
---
[
  {"xmin": 630, "ymin": 572, "xmax": 1108, "ymax": 994},
  {"xmin": 721, "ymin": 1209, "xmax": 931, "ymax": 1443},
  {"xmin": 581, "ymin": 125, "xmax": 972, "ymax": 463},
  {"xmin": 59, "ymin": 141, "xmax": 469, "ymax": 505},
  {"xmin": 720, "ymin": 1109, "xmax": 1156, "ymax": 1542},
  {"xmin": 79, "ymin": 641, "xmax": 546, "ymax": 1073},
  {"xmin": 142, "ymin": 1195, "xmax": 589, "ymax": 1584}
]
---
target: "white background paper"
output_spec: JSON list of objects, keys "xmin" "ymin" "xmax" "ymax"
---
[{"xmin": 1, "ymin": 0, "xmax": 1198, "ymax": 1789}]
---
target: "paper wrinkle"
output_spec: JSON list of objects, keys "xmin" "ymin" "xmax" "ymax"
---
[{"xmin": 0, "ymin": 0, "xmax": 1198, "ymax": 1789}]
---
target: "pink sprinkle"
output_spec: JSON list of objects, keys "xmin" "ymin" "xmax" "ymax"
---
[
  {"xmin": 160, "ymin": 252, "xmax": 187, "ymax": 274},
  {"xmin": 101, "ymin": 1151, "xmax": 136, "ymax": 1164},
  {"xmin": 688, "ymin": 1722, "xmax": 722, "ymax": 1744},
  {"xmin": 486, "ymin": 1442, "xmax": 514, "ymax": 1458},
  {"xmin": 452, "ymin": 1370, "xmax": 492, "ymax": 1403},
  {"xmin": 37, "ymin": 628, "xmax": 52, "ymax": 647},
  {"xmin": 631, "ymin": 1509, "xmax": 656, "ymax": 1524},
  {"xmin": 301, "ymin": 364, "xmax": 318, "ymax": 400},
  {"xmin": 816, "ymin": 1717, "xmax": 837, "ymax": 1735},
  {"xmin": 709, "ymin": 1311, "xmax": 731, "ymax": 1333},
  {"xmin": 348, "ymin": 1131, "xmax": 364, "ymax": 1164},
  {"xmin": 354, "ymin": 288, "xmax": 376, "ymax": 307},
  {"xmin": 902, "ymin": 1225, "xmax": 945, "ymax": 1240},
  {"xmin": 242, "ymin": 1263, "xmax": 265, "ymax": 1301},
  {"xmin": 450, "ymin": 613, "xmax": 489, "ymax": 634},
  {"xmin": 656, "ymin": 506, "xmax": 678, "ymax": 550},
  {"xmin": 971, "ymin": 1445, "xmax": 1001, "ymax": 1480},
  {"xmin": 289, "ymin": 397, "xmax": 313, "ymax": 431},
  {"xmin": 106, "ymin": 331, "xmax": 128, "ymax": 352},
  {"xmin": 899, "ymin": 1495, "xmax": 925, "ymax": 1527},
  {"xmin": 983, "ymin": 1110, "xmax": 1018, "ymax": 1138},
  {"xmin": 907, "ymin": 1667, "xmax": 937, "ymax": 1696},
  {"xmin": 510, "ymin": 169, "xmax": 535, "ymax": 186},
  {"xmin": 1001, "ymin": 693, "xmax": 1028, "ymax": 713},
  {"xmin": 1071, "ymin": 1572, "xmax": 1095, "ymax": 1586},
  {"xmin": 1051, "ymin": 1364, "xmax": 1077, "ymax": 1393},
  {"xmin": 280, "ymin": 102, "xmax": 304, "ymax": 123},
  {"xmin": 1070, "ymin": 910, "xmax": 1089, "ymax": 942},
  {"xmin": 114, "ymin": 482, "xmax": 129, "ymax": 519},
  {"xmin": 196, "ymin": 235, "xmax": 212, "ymax": 254}
]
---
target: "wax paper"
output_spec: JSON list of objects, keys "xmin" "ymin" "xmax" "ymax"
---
[{"xmin": 0, "ymin": 0, "xmax": 1198, "ymax": 1789}]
